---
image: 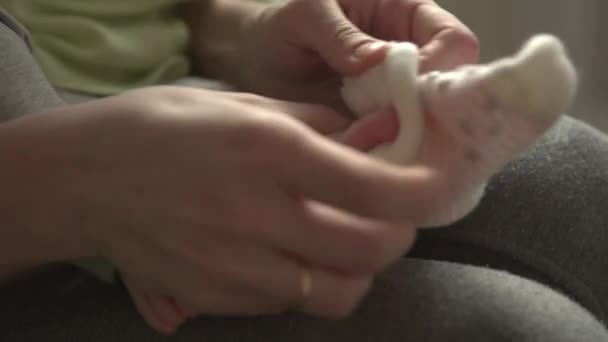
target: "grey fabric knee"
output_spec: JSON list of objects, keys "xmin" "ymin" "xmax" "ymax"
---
[
  {"xmin": 412, "ymin": 116, "xmax": 608, "ymax": 324},
  {"xmin": 2, "ymin": 260, "xmax": 607, "ymax": 341}
]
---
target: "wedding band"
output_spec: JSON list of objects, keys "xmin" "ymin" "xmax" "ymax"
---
[{"xmin": 299, "ymin": 266, "xmax": 313, "ymax": 300}]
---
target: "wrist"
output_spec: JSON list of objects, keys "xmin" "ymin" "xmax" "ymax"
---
[{"xmin": 0, "ymin": 107, "xmax": 99, "ymax": 277}]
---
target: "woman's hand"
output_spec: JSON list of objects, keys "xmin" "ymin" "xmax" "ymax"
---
[
  {"xmin": 9, "ymin": 86, "xmax": 429, "ymax": 331},
  {"xmin": 184, "ymin": 0, "xmax": 479, "ymax": 111},
  {"xmin": 80, "ymin": 87, "xmax": 420, "ymax": 326}
]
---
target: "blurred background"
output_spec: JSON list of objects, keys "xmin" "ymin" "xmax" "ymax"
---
[{"xmin": 438, "ymin": 0, "xmax": 607, "ymax": 132}]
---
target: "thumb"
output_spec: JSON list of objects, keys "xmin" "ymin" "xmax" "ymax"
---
[
  {"xmin": 334, "ymin": 107, "xmax": 399, "ymax": 151},
  {"xmin": 298, "ymin": 0, "xmax": 388, "ymax": 76}
]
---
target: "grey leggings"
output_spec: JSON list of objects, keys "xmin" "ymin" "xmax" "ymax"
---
[{"xmin": 1, "ymin": 9, "xmax": 607, "ymax": 342}]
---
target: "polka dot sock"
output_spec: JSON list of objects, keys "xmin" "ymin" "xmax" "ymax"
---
[{"xmin": 341, "ymin": 34, "xmax": 578, "ymax": 227}]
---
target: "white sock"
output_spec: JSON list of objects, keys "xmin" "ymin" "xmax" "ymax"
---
[{"xmin": 341, "ymin": 34, "xmax": 578, "ymax": 227}]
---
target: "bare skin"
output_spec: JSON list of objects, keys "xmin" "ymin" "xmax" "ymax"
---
[
  {"xmin": 0, "ymin": 0, "xmax": 479, "ymax": 336},
  {"xmin": 124, "ymin": 0, "xmax": 479, "ymax": 334},
  {"xmin": 0, "ymin": 86, "xmax": 426, "ymax": 329}
]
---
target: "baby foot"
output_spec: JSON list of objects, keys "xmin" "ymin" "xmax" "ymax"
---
[{"xmin": 341, "ymin": 34, "xmax": 578, "ymax": 227}]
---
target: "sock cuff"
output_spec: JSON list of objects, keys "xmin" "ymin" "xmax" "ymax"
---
[{"xmin": 341, "ymin": 42, "xmax": 424, "ymax": 164}]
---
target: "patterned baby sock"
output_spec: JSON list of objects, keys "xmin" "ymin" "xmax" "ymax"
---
[{"xmin": 342, "ymin": 34, "xmax": 578, "ymax": 227}]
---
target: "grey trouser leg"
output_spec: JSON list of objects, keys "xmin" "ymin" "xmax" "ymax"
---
[
  {"xmin": 2, "ymin": 260, "xmax": 607, "ymax": 342},
  {"xmin": 411, "ymin": 117, "xmax": 608, "ymax": 324},
  {"xmin": 1, "ymin": 9, "xmax": 607, "ymax": 342}
]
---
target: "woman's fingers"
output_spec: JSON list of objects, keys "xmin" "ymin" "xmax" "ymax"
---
[
  {"xmin": 336, "ymin": 0, "xmax": 479, "ymax": 72},
  {"xmin": 126, "ymin": 241, "xmax": 377, "ymax": 325},
  {"xmin": 407, "ymin": 1, "xmax": 480, "ymax": 71},
  {"xmin": 296, "ymin": 267, "xmax": 374, "ymax": 319},
  {"xmin": 336, "ymin": 108, "xmax": 400, "ymax": 151},
  {"xmin": 175, "ymin": 248, "xmax": 375, "ymax": 320},
  {"xmin": 262, "ymin": 198, "xmax": 417, "ymax": 275},
  {"xmin": 285, "ymin": 0, "xmax": 388, "ymax": 76},
  {"xmin": 268, "ymin": 125, "xmax": 440, "ymax": 222},
  {"xmin": 228, "ymin": 92, "xmax": 352, "ymax": 133}
]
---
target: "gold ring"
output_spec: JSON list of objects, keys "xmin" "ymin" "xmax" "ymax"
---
[{"xmin": 299, "ymin": 266, "xmax": 313, "ymax": 301}]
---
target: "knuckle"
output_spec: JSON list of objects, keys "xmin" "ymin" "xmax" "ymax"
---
[
  {"xmin": 191, "ymin": 242, "xmax": 233, "ymax": 278},
  {"xmin": 410, "ymin": 189, "xmax": 442, "ymax": 224},
  {"xmin": 408, "ymin": 172, "xmax": 474, "ymax": 225},
  {"xmin": 227, "ymin": 115, "xmax": 307, "ymax": 161},
  {"xmin": 355, "ymin": 225, "xmax": 418, "ymax": 273},
  {"xmin": 353, "ymin": 181, "xmax": 388, "ymax": 215},
  {"xmin": 233, "ymin": 93, "xmax": 268, "ymax": 107},
  {"xmin": 353, "ymin": 230, "xmax": 391, "ymax": 273},
  {"xmin": 338, "ymin": 219, "xmax": 416, "ymax": 274},
  {"xmin": 338, "ymin": 223, "xmax": 395, "ymax": 274},
  {"xmin": 385, "ymin": 225, "xmax": 417, "ymax": 263},
  {"xmin": 275, "ymin": 0, "xmax": 310, "ymax": 28},
  {"xmin": 400, "ymin": 226, "xmax": 418, "ymax": 253},
  {"xmin": 383, "ymin": 170, "xmax": 441, "ymax": 223},
  {"xmin": 232, "ymin": 118, "xmax": 271, "ymax": 146},
  {"xmin": 226, "ymin": 117, "xmax": 279, "ymax": 157},
  {"xmin": 322, "ymin": 277, "xmax": 371, "ymax": 319},
  {"xmin": 445, "ymin": 27, "xmax": 481, "ymax": 63},
  {"xmin": 196, "ymin": 193, "xmax": 236, "ymax": 225},
  {"xmin": 331, "ymin": 20, "xmax": 362, "ymax": 43},
  {"xmin": 269, "ymin": 122, "xmax": 310, "ymax": 156}
]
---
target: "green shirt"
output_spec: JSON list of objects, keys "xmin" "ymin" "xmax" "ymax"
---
[
  {"xmin": 0, "ymin": 0, "xmax": 190, "ymax": 95},
  {"xmin": 0, "ymin": 0, "xmax": 194, "ymax": 281}
]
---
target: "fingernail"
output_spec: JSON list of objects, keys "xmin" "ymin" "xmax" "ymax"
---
[
  {"xmin": 169, "ymin": 297, "xmax": 187, "ymax": 319},
  {"xmin": 355, "ymin": 41, "xmax": 388, "ymax": 58}
]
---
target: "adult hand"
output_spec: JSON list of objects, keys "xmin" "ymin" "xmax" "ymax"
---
[
  {"xmin": 233, "ymin": 0, "xmax": 479, "ymax": 110},
  {"xmin": 25, "ymin": 87, "xmax": 429, "ymax": 324}
]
